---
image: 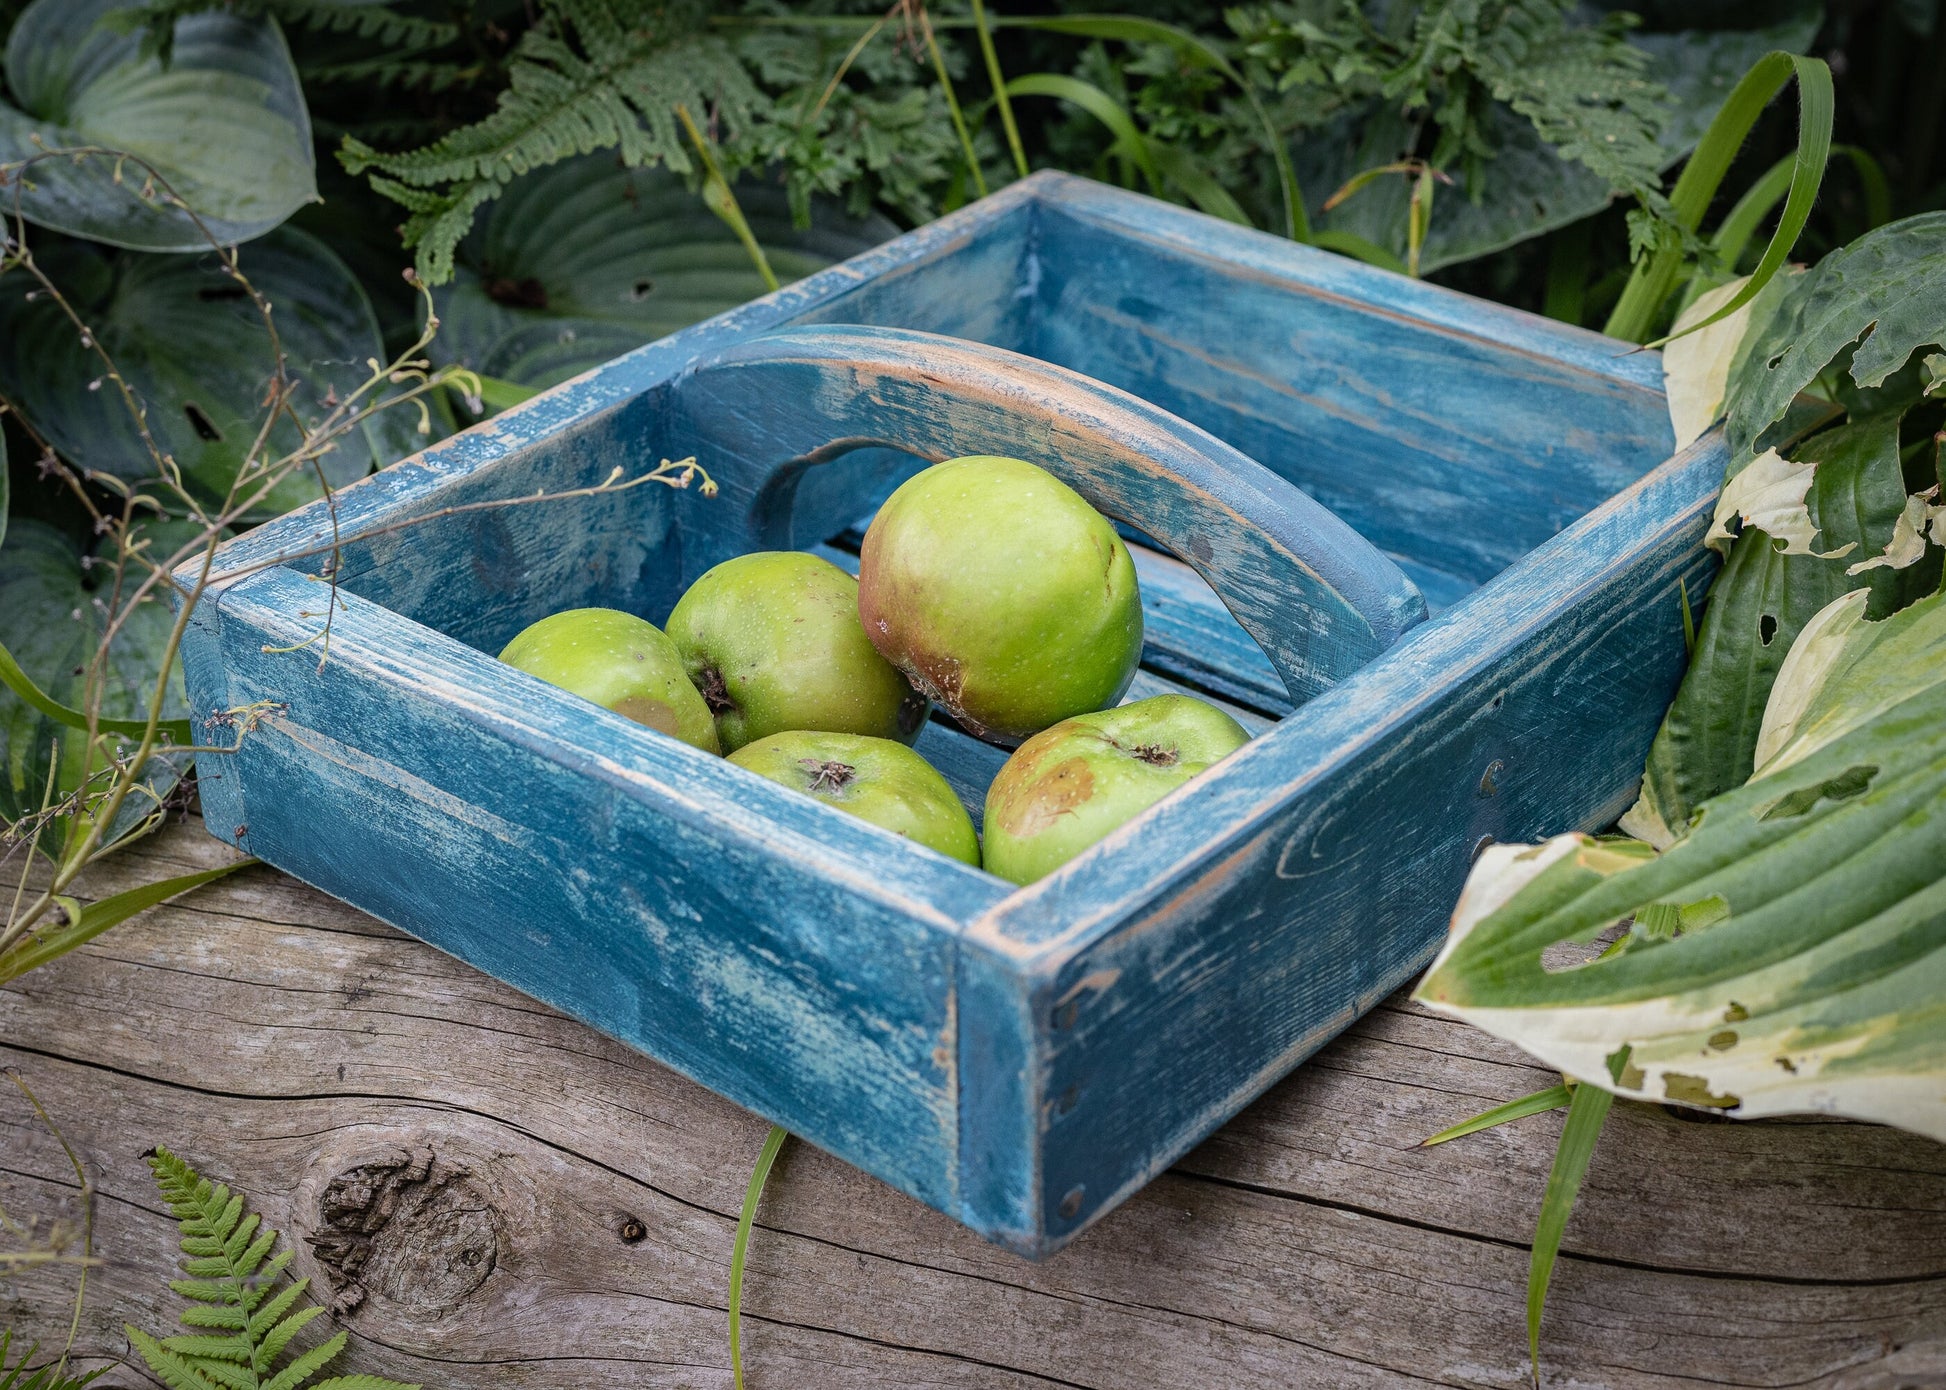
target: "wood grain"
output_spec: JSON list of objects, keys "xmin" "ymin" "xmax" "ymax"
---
[{"xmin": 2, "ymin": 825, "xmax": 1940, "ymax": 1390}]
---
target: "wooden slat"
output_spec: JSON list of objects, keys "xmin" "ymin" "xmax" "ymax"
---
[{"xmin": 2, "ymin": 826, "xmax": 1940, "ymax": 1389}]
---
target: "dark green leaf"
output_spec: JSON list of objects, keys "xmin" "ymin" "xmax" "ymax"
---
[
  {"xmin": 1624, "ymin": 414, "xmax": 1917, "ymax": 844},
  {"xmin": 0, "ymin": 0, "xmax": 315, "ymax": 250},
  {"xmin": 430, "ymin": 157, "xmax": 894, "ymax": 390},
  {"xmin": 0, "ymin": 518, "xmax": 191, "ymax": 839},
  {"xmin": 0, "ymin": 228, "xmax": 410, "ymax": 512},
  {"xmin": 1728, "ymin": 212, "xmax": 1946, "ymax": 459}
]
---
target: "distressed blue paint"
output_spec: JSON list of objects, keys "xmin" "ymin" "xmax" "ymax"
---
[{"xmin": 178, "ymin": 173, "xmax": 1717, "ymax": 1259}]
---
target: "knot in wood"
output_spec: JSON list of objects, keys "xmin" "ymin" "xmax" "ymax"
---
[{"xmin": 307, "ymin": 1145, "xmax": 501, "ymax": 1320}]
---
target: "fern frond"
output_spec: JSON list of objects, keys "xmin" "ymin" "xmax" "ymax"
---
[
  {"xmin": 125, "ymin": 1328, "xmax": 223, "ymax": 1390},
  {"xmin": 340, "ymin": 0, "xmax": 766, "ymax": 282},
  {"xmin": 133, "ymin": 1149, "xmax": 417, "ymax": 1390},
  {"xmin": 260, "ymin": 1332, "xmax": 347, "ymax": 1390},
  {"xmin": 157, "ymin": 1337, "xmax": 252, "ymax": 1364},
  {"xmin": 248, "ymin": 1279, "xmax": 311, "ymax": 1340},
  {"xmin": 254, "ymin": 1303, "xmax": 326, "ymax": 1370},
  {"xmin": 176, "ymin": 1358, "xmax": 254, "ymax": 1390}
]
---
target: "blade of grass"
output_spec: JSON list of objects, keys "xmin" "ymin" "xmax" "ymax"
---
[
  {"xmin": 1713, "ymin": 142, "xmax": 1891, "ymax": 277},
  {"xmin": 1527, "ymin": 1083, "xmax": 1613, "ymax": 1381},
  {"xmin": 919, "ymin": 4, "xmax": 986, "ymax": 199},
  {"xmin": 729, "ymin": 1125, "xmax": 788, "ymax": 1390},
  {"xmin": 0, "ymin": 858, "xmax": 254, "ymax": 985},
  {"xmin": 1419, "ymin": 1083, "xmax": 1573, "ymax": 1148},
  {"xmin": 970, "ymin": 0, "xmax": 1028, "ymax": 181},
  {"xmin": 1005, "ymin": 74, "xmax": 1158, "ymax": 193},
  {"xmin": 676, "ymin": 104, "xmax": 780, "ymax": 295},
  {"xmin": 1605, "ymin": 52, "xmax": 1832, "ymax": 345},
  {"xmin": 0, "ymin": 641, "xmax": 193, "ymax": 743},
  {"xmin": 1309, "ymin": 230, "xmax": 1408, "ymax": 275}
]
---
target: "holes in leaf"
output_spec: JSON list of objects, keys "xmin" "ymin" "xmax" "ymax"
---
[
  {"xmin": 1758, "ymin": 764, "xmax": 1880, "ymax": 821},
  {"xmin": 1759, "ymin": 613, "xmax": 1778, "ymax": 645},
  {"xmin": 629, "ymin": 278, "xmax": 655, "ymax": 301},
  {"xmin": 182, "ymin": 402, "xmax": 222, "ymax": 441}
]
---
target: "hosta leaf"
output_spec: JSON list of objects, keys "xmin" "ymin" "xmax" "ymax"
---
[
  {"xmin": 0, "ymin": 518, "xmax": 189, "ymax": 841},
  {"xmin": 1728, "ymin": 212, "xmax": 1946, "ymax": 461},
  {"xmin": 430, "ymin": 155, "xmax": 894, "ymax": 389},
  {"xmin": 1621, "ymin": 414, "xmax": 1920, "ymax": 846},
  {"xmin": 0, "ymin": 228, "xmax": 412, "ymax": 512},
  {"xmin": 0, "ymin": 0, "xmax": 315, "ymax": 250},
  {"xmin": 1417, "ymin": 588, "xmax": 1946, "ymax": 1142},
  {"xmin": 1758, "ymin": 587, "xmax": 1946, "ymax": 773},
  {"xmin": 1661, "ymin": 270, "xmax": 1797, "ymax": 451}
]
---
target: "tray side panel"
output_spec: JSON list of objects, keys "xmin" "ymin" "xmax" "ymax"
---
[
  {"xmin": 190, "ymin": 568, "xmax": 1004, "ymax": 1213},
  {"xmin": 1027, "ymin": 185, "xmax": 1674, "ymax": 590},
  {"xmin": 968, "ymin": 439, "xmax": 1724, "ymax": 1254}
]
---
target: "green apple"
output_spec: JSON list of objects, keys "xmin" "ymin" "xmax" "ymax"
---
[
  {"xmin": 665, "ymin": 550, "xmax": 928, "ymax": 753},
  {"xmin": 981, "ymin": 694, "xmax": 1249, "ymax": 885},
  {"xmin": 857, "ymin": 455, "xmax": 1143, "ymax": 743},
  {"xmin": 499, "ymin": 608, "xmax": 720, "ymax": 753},
  {"xmin": 729, "ymin": 730, "xmax": 980, "ymax": 865}
]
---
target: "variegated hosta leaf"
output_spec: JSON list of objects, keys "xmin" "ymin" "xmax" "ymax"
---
[
  {"xmin": 1621, "ymin": 412, "xmax": 1921, "ymax": 846},
  {"xmin": 0, "ymin": 0, "xmax": 315, "ymax": 250},
  {"xmin": 1418, "ymin": 589, "xmax": 1946, "ymax": 1141},
  {"xmin": 1661, "ymin": 270, "xmax": 1798, "ymax": 452}
]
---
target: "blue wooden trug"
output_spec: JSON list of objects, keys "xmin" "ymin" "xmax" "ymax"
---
[{"xmin": 177, "ymin": 173, "xmax": 1717, "ymax": 1257}]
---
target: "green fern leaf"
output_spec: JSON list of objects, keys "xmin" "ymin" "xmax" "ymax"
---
[
  {"xmin": 157, "ymin": 1336, "xmax": 252, "ymax": 1364},
  {"xmin": 260, "ymin": 1332, "xmax": 348, "ymax": 1390},
  {"xmin": 174, "ymin": 1358, "xmax": 254, "ymax": 1390},
  {"xmin": 254, "ymin": 1304, "xmax": 327, "ymax": 1371},
  {"xmin": 127, "ymin": 1327, "xmax": 224, "ymax": 1390},
  {"xmin": 248, "ymin": 1280, "xmax": 310, "ymax": 1340},
  {"xmin": 244, "ymin": 1250, "xmax": 296, "ymax": 1310},
  {"xmin": 339, "ymin": 0, "xmax": 767, "ymax": 282},
  {"xmin": 137, "ymin": 1148, "xmax": 382, "ymax": 1390},
  {"xmin": 168, "ymin": 1279, "xmax": 234, "ymax": 1305},
  {"xmin": 232, "ymin": 1223, "xmax": 276, "ymax": 1280}
]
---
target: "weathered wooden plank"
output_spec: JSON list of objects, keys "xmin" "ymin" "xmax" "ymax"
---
[
  {"xmin": 1, "ymin": 830, "xmax": 1940, "ymax": 1390},
  {"xmin": 1025, "ymin": 174, "xmax": 1673, "ymax": 588}
]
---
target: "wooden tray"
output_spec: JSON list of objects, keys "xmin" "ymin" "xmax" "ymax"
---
[{"xmin": 178, "ymin": 172, "xmax": 1719, "ymax": 1258}]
